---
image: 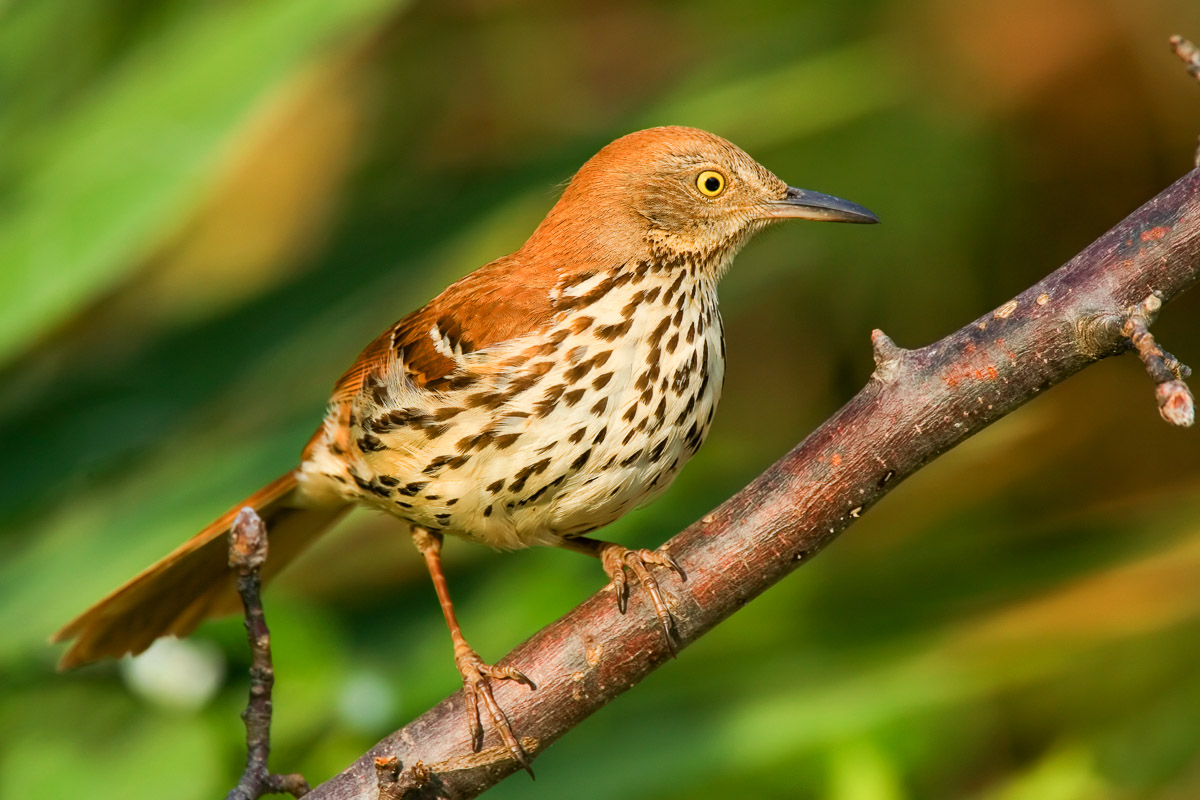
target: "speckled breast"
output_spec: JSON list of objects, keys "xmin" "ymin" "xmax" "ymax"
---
[{"xmin": 306, "ymin": 262, "xmax": 725, "ymax": 549}]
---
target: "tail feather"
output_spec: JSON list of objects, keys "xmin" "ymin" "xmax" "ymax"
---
[{"xmin": 52, "ymin": 471, "xmax": 349, "ymax": 669}]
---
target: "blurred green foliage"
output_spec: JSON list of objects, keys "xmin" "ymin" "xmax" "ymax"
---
[{"xmin": 3, "ymin": 1, "xmax": 1200, "ymax": 798}]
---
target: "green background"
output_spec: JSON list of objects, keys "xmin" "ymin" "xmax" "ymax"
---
[{"xmin": 3, "ymin": 1, "xmax": 1200, "ymax": 798}]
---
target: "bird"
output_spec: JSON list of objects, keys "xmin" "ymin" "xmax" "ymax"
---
[{"xmin": 53, "ymin": 125, "xmax": 877, "ymax": 773}]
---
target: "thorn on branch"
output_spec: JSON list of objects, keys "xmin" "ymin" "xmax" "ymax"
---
[
  {"xmin": 374, "ymin": 756, "xmax": 431, "ymax": 800},
  {"xmin": 1122, "ymin": 292, "xmax": 1195, "ymax": 427},
  {"xmin": 226, "ymin": 508, "xmax": 310, "ymax": 800},
  {"xmin": 871, "ymin": 329, "xmax": 905, "ymax": 381}
]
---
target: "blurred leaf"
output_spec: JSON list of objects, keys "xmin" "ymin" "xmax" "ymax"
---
[{"xmin": 0, "ymin": 0, "xmax": 401, "ymax": 367}]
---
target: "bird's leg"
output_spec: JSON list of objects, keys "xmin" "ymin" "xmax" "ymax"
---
[
  {"xmin": 410, "ymin": 527, "xmax": 535, "ymax": 776},
  {"xmin": 557, "ymin": 537, "xmax": 686, "ymax": 654}
]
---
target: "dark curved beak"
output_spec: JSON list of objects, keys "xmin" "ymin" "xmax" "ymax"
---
[{"xmin": 764, "ymin": 186, "xmax": 879, "ymax": 224}]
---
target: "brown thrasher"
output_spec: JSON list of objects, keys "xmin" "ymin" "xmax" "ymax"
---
[{"xmin": 54, "ymin": 126, "xmax": 876, "ymax": 772}]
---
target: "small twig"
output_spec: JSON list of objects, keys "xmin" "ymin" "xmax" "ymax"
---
[
  {"xmin": 1121, "ymin": 293, "xmax": 1195, "ymax": 427},
  {"xmin": 1170, "ymin": 35, "xmax": 1200, "ymax": 166},
  {"xmin": 373, "ymin": 757, "xmax": 431, "ymax": 800},
  {"xmin": 226, "ymin": 508, "xmax": 310, "ymax": 800}
]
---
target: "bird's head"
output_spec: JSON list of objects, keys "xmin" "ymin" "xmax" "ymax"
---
[{"xmin": 525, "ymin": 126, "xmax": 877, "ymax": 278}]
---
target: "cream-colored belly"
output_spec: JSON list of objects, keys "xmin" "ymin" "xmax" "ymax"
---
[{"xmin": 303, "ymin": 271, "xmax": 724, "ymax": 549}]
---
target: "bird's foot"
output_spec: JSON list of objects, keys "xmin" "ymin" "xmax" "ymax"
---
[
  {"xmin": 597, "ymin": 544, "xmax": 687, "ymax": 654},
  {"xmin": 454, "ymin": 647, "xmax": 536, "ymax": 776}
]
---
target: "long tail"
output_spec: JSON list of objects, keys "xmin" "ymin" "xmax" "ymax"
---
[{"xmin": 52, "ymin": 471, "xmax": 350, "ymax": 669}]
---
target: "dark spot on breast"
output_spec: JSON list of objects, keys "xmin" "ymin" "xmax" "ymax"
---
[
  {"xmin": 466, "ymin": 391, "xmax": 504, "ymax": 409},
  {"xmin": 523, "ymin": 483, "xmax": 551, "ymax": 505},
  {"xmin": 647, "ymin": 316, "xmax": 671, "ymax": 348},
  {"xmin": 649, "ymin": 439, "xmax": 667, "ymax": 462},
  {"xmin": 505, "ymin": 363, "xmax": 553, "ymax": 397},
  {"xmin": 675, "ymin": 396, "xmax": 696, "ymax": 425},
  {"xmin": 665, "ymin": 332, "xmax": 679, "ymax": 354},
  {"xmin": 367, "ymin": 408, "xmax": 426, "ymax": 433},
  {"xmin": 558, "ymin": 275, "xmax": 617, "ymax": 312},
  {"xmin": 590, "ymin": 397, "xmax": 607, "ymax": 415},
  {"xmin": 483, "ymin": 504, "xmax": 493, "ymax": 517},
  {"xmin": 358, "ymin": 433, "xmax": 386, "ymax": 452},
  {"xmin": 537, "ymin": 383, "xmax": 568, "ymax": 415},
  {"xmin": 420, "ymin": 422, "xmax": 450, "ymax": 439},
  {"xmin": 568, "ymin": 426, "xmax": 588, "ymax": 444},
  {"xmin": 494, "ymin": 433, "xmax": 522, "ymax": 449},
  {"xmin": 378, "ymin": 475, "xmax": 400, "ymax": 487},
  {"xmin": 487, "ymin": 478, "xmax": 505, "ymax": 494},
  {"xmin": 421, "ymin": 454, "xmax": 470, "ymax": 475},
  {"xmin": 397, "ymin": 481, "xmax": 429, "ymax": 497},
  {"xmin": 457, "ymin": 431, "xmax": 495, "ymax": 453},
  {"xmin": 564, "ymin": 360, "xmax": 594, "ymax": 383},
  {"xmin": 446, "ymin": 498, "xmax": 458, "ymax": 506},
  {"xmin": 643, "ymin": 286, "xmax": 661, "ymax": 303},
  {"xmin": 592, "ymin": 372, "xmax": 613, "ymax": 390},
  {"xmin": 425, "ymin": 494, "xmax": 440, "ymax": 500},
  {"xmin": 563, "ymin": 388, "xmax": 586, "ymax": 406},
  {"xmin": 622, "ymin": 403, "xmax": 638, "ymax": 423},
  {"xmin": 570, "ymin": 316, "xmax": 594, "ymax": 334},
  {"xmin": 433, "ymin": 406, "xmax": 464, "ymax": 422},
  {"xmin": 571, "ymin": 448, "xmax": 592, "ymax": 470},
  {"xmin": 621, "ymin": 290, "xmax": 645, "ymax": 318},
  {"xmin": 593, "ymin": 426, "xmax": 608, "ymax": 444},
  {"xmin": 595, "ymin": 319, "xmax": 633, "ymax": 341},
  {"xmin": 431, "ymin": 373, "xmax": 478, "ymax": 393},
  {"xmin": 510, "ymin": 457, "xmax": 552, "ymax": 492},
  {"xmin": 666, "ymin": 270, "xmax": 686, "ymax": 300},
  {"xmin": 397, "ymin": 500, "xmax": 413, "ymax": 509}
]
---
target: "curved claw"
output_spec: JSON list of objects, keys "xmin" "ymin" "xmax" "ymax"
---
[
  {"xmin": 455, "ymin": 652, "xmax": 537, "ymax": 777},
  {"xmin": 599, "ymin": 546, "xmax": 686, "ymax": 655}
]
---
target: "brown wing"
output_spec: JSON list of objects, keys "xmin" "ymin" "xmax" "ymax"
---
[{"xmin": 304, "ymin": 252, "xmax": 577, "ymax": 458}]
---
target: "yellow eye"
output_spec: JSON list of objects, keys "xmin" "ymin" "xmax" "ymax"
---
[{"xmin": 696, "ymin": 170, "xmax": 726, "ymax": 197}]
